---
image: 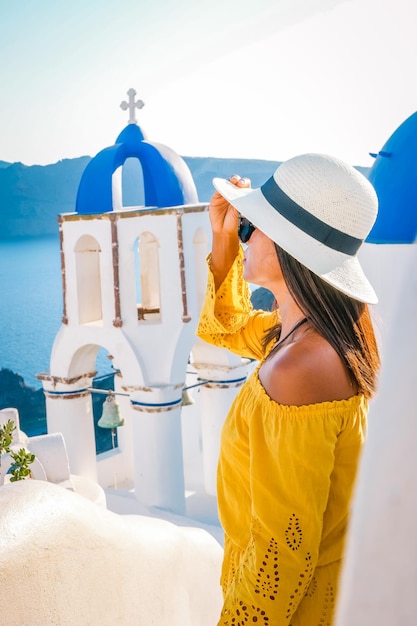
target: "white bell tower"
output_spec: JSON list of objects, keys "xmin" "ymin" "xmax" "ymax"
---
[{"xmin": 38, "ymin": 90, "xmax": 249, "ymax": 514}]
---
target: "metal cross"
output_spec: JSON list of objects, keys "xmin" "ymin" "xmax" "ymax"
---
[{"xmin": 120, "ymin": 88, "xmax": 145, "ymax": 124}]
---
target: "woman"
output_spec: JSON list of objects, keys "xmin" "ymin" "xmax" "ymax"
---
[{"xmin": 196, "ymin": 153, "xmax": 380, "ymax": 625}]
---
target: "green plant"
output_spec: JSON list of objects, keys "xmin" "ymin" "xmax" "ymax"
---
[
  {"xmin": 9, "ymin": 448, "xmax": 36, "ymax": 482},
  {"xmin": 0, "ymin": 419, "xmax": 36, "ymax": 481},
  {"xmin": 0, "ymin": 419, "xmax": 15, "ymax": 467}
]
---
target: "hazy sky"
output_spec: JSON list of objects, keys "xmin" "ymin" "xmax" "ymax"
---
[{"xmin": 0, "ymin": 0, "xmax": 415, "ymax": 167}]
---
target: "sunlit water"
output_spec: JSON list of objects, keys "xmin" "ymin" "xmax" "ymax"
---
[{"xmin": 0, "ymin": 236, "xmax": 113, "ymax": 389}]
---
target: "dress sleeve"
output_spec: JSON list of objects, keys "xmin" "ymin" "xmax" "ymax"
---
[
  {"xmin": 196, "ymin": 246, "xmax": 278, "ymax": 361},
  {"xmin": 218, "ymin": 402, "xmax": 341, "ymax": 624}
]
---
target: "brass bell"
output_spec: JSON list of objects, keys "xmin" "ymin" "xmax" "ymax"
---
[
  {"xmin": 181, "ymin": 387, "xmax": 195, "ymax": 406},
  {"xmin": 98, "ymin": 391, "xmax": 125, "ymax": 428}
]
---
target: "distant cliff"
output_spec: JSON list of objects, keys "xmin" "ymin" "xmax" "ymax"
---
[
  {"xmin": 0, "ymin": 155, "xmax": 370, "ymax": 239},
  {"xmin": 0, "ymin": 157, "xmax": 91, "ymax": 238}
]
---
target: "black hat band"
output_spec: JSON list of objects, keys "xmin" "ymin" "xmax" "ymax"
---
[{"xmin": 260, "ymin": 175, "xmax": 363, "ymax": 256}]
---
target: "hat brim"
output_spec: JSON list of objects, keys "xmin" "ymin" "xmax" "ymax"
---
[{"xmin": 212, "ymin": 177, "xmax": 378, "ymax": 304}]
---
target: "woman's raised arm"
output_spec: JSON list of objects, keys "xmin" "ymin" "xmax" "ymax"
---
[{"xmin": 209, "ymin": 175, "xmax": 250, "ymax": 289}]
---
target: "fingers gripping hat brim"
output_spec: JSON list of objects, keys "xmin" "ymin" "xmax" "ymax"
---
[{"xmin": 213, "ymin": 155, "xmax": 378, "ymax": 304}]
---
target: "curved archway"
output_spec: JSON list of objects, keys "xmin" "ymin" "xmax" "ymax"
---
[
  {"xmin": 133, "ymin": 232, "xmax": 161, "ymax": 321},
  {"xmin": 122, "ymin": 157, "xmax": 145, "ymax": 206},
  {"xmin": 74, "ymin": 235, "xmax": 103, "ymax": 325},
  {"xmin": 64, "ymin": 343, "xmax": 120, "ymax": 455}
]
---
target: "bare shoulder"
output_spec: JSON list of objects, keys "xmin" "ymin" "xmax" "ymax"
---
[{"xmin": 259, "ymin": 332, "xmax": 358, "ymax": 406}]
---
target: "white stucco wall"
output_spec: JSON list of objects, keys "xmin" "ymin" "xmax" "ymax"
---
[
  {"xmin": 336, "ymin": 243, "xmax": 417, "ymax": 624},
  {"xmin": 0, "ymin": 480, "xmax": 223, "ymax": 626}
]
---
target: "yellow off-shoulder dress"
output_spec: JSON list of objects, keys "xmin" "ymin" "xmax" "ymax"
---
[{"xmin": 196, "ymin": 248, "xmax": 367, "ymax": 626}]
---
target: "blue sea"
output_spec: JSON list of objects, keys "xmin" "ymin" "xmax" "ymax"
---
[{"xmin": 0, "ymin": 236, "xmax": 113, "ymax": 389}]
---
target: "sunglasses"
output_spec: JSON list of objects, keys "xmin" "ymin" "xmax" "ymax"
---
[{"xmin": 238, "ymin": 216, "xmax": 256, "ymax": 243}]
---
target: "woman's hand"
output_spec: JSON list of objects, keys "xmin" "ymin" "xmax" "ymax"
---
[
  {"xmin": 209, "ymin": 175, "xmax": 251, "ymax": 289},
  {"xmin": 209, "ymin": 175, "xmax": 251, "ymax": 237}
]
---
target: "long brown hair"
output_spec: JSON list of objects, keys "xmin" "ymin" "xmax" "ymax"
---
[{"xmin": 263, "ymin": 245, "xmax": 380, "ymax": 399}]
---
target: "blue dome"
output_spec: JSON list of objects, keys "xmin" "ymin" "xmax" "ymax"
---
[
  {"xmin": 367, "ymin": 111, "xmax": 417, "ymax": 244},
  {"xmin": 76, "ymin": 123, "xmax": 198, "ymax": 214}
]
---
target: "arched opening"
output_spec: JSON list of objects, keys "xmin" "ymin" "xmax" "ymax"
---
[
  {"xmin": 91, "ymin": 361, "xmax": 118, "ymax": 455},
  {"xmin": 68, "ymin": 344, "xmax": 120, "ymax": 455},
  {"xmin": 133, "ymin": 233, "xmax": 161, "ymax": 321},
  {"xmin": 193, "ymin": 227, "xmax": 210, "ymax": 312},
  {"xmin": 75, "ymin": 235, "xmax": 103, "ymax": 325},
  {"xmin": 122, "ymin": 157, "xmax": 145, "ymax": 207}
]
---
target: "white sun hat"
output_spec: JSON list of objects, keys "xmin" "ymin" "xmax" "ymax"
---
[{"xmin": 213, "ymin": 153, "xmax": 379, "ymax": 304}]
